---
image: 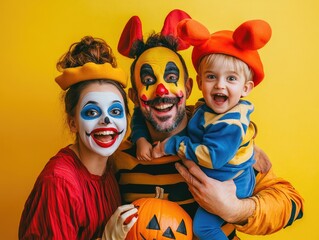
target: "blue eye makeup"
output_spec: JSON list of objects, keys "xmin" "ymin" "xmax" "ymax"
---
[
  {"xmin": 108, "ymin": 102, "xmax": 124, "ymax": 119},
  {"xmin": 81, "ymin": 104, "xmax": 102, "ymax": 120}
]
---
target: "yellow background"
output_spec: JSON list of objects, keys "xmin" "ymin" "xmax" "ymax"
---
[{"xmin": 1, "ymin": 0, "xmax": 317, "ymax": 239}]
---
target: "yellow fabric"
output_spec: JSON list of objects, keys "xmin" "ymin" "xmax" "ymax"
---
[
  {"xmin": 228, "ymin": 123, "xmax": 255, "ymax": 166},
  {"xmin": 193, "ymin": 144, "xmax": 213, "ymax": 168},
  {"xmin": 235, "ymin": 167, "xmax": 304, "ymax": 234},
  {"xmin": 55, "ymin": 62, "xmax": 127, "ymax": 90}
]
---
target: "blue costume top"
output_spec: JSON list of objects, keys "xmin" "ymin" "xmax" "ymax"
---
[{"xmin": 165, "ymin": 99, "xmax": 256, "ymax": 198}]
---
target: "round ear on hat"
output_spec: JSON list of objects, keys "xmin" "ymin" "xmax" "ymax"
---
[
  {"xmin": 161, "ymin": 9, "xmax": 192, "ymax": 50},
  {"xmin": 233, "ymin": 19, "xmax": 272, "ymax": 50},
  {"xmin": 177, "ymin": 19, "xmax": 211, "ymax": 47},
  {"xmin": 117, "ymin": 16, "xmax": 143, "ymax": 58}
]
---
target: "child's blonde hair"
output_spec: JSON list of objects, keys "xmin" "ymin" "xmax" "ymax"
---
[{"xmin": 198, "ymin": 54, "xmax": 254, "ymax": 83}]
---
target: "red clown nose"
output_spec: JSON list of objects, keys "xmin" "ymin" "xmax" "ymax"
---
[{"xmin": 156, "ymin": 83, "xmax": 169, "ymax": 96}]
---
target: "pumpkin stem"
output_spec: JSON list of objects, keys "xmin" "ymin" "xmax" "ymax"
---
[{"xmin": 155, "ymin": 186, "xmax": 164, "ymax": 199}]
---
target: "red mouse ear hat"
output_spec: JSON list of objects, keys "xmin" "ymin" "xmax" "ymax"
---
[
  {"xmin": 160, "ymin": 9, "xmax": 191, "ymax": 50},
  {"xmin": 117, "ymin": 9, "xmax": 191, "ymax": 58},
  {"xmin": 117, "ymin": 16, "xmax": 143, "ymax": 58},
  {"xmin": 177, "ymin": 19, "xmax": 272, "ymax": 86}
]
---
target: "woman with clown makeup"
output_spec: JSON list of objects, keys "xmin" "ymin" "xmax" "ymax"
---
[{"xmin": 19, "ymin": 36, "xmax": 138, "ymax": 240}]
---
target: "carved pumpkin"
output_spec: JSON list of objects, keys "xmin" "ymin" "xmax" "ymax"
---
[{"xmin": 126, "ymin": 187, "xmax": 193, "ymax": 240}]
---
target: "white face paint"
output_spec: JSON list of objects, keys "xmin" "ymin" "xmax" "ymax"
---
[{"xmin": 78, "ymin": 91, "xmax": 127, "ymax": 157}]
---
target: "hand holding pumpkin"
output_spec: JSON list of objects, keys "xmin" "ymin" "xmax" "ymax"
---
[
  {"xmin": 126, "ymin": 187, "xmax": 193, "ymax": 240},
  {"xmin": 102, "ymin": 204, "xmax": 138, "ymax": 240}
]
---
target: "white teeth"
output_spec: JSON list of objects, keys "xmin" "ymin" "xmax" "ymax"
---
[
  {"xmin": 155, "ymin": 103, "xmax": 173, "ymax": 110},
  {"xmin": 95, "ymin": 131, "xmax": 115, "ymax": 136}
]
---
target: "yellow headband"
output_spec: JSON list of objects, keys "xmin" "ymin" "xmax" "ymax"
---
[{"xmin": 55, "ymin": 62, "xmax": 127, "ymax": 90}]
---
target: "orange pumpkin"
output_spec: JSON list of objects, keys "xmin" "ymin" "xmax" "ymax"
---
[{"xmin": 126, "ymin": 187, "xmax": 193, "ymax": 240}]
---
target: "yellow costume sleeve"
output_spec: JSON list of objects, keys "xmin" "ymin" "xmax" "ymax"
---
[{"xmin": 236, "ymin": 167, "xmax": 304, "ymax": 234}]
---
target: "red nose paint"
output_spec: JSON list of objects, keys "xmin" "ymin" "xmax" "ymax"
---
[{"xmin": 156, "ymin": 83, "xmax": 169, "ymax": 96}]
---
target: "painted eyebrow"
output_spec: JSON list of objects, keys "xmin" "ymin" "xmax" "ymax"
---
[
  {"xmin": 111, "ymin": 100, "xmax": 122, "ymax": 105},
  {"xmin": 165, "ymin": 61, "xmax": 179, "ymax": 71},
  {"xmin": 140, "ymin": 64, "xmax": 153, "ymax": 72},
  {"xmin": 140, "ymin": 64, "xmax": 155, "ymax": 78},
  {"xmin": 84, "ymin": 100, "xmax": 98, "ymax": 106},
  {"xmin": 85, "ymin": 100, "xmax": 122, "ymax": 105}
]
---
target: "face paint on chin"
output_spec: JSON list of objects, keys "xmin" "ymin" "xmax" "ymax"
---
[{"xmin": 78, "ymin": 91, "xmax": 127, "ymax": 157}]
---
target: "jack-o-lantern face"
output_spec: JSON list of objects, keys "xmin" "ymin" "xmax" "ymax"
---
[
  {"xmin": 142, "ymin": 214, "xmax": 188, "ymax": 239},
  {"xmin": 126, "ymin": 188, "xmax": 193, "ymax": 240}
]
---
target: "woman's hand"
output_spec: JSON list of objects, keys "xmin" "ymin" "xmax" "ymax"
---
[
  {"xmin": 175, "ymin": 159, "xmax": 255, "ymax": 224},
  {"xmin": 102, "ymin": 204, "xmax": 138, "ymax": 240}
]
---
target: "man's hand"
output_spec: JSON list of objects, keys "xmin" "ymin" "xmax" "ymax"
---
[
  {"xmin": 102, "ymin": 204, "xmax": 138, "ymax": 240},
  {"xmin": 175, "ymin": 159, "xmax": 255, "ymax": 224},
  {"xmin": 253, "ymin": 145, "xmax": 272, "ymax": 173}
]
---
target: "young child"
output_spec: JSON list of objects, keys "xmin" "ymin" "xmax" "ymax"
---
[{"xmin": 132, "ymin": 19, "xmax": 272, "ymax": 239}]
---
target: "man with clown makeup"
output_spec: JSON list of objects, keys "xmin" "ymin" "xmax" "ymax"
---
[
  {"xmin": 112, "ymin": 9, "xmax": 304, "ymax": 239},
  {"xmin": 19, "ymin": 36, "xmax": 138, "ymax": 240}
]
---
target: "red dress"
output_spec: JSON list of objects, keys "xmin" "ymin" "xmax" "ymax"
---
[{"xmin": 19, "ymin": 146, "xmax": 121, "ymax": 240}]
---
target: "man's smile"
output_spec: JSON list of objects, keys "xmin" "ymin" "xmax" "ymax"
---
[{"xmin": 141, "ymin": 96, "xmax": 183, "ymax": 112}]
